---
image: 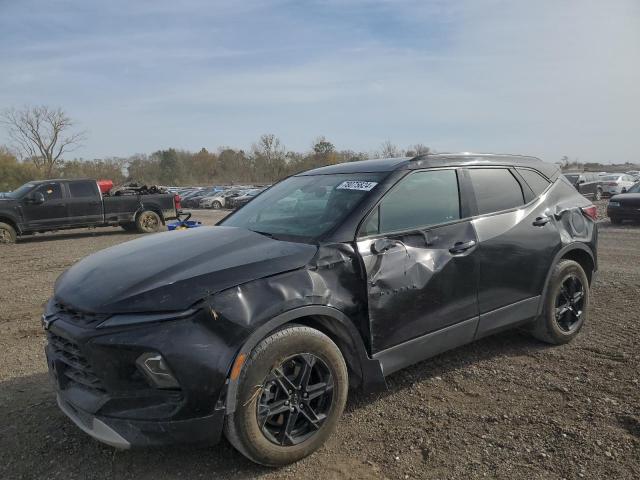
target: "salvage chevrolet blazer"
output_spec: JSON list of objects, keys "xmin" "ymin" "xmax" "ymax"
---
[{"xmin": 44, "ymin": 153, "xmax": 598, "ymax": 466}]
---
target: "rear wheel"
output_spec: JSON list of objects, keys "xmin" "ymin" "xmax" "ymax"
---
[
  {"xmin": 224, "ymin": 326, "xmax": 348, "ymax": 466},
  {"xmin": 135, "ymin": 210, "xmax": 162, "ymax": 233},
  {"xmin": 0, "ymin": 222, "xmax": 17, "ymax": 244},
  {"xmin": 530, "ymin": 260, "xmax": 589, "ymax": 345}
]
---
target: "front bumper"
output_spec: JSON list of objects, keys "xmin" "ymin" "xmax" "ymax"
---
[
  {"xmin": 44, "ymin": 306, "xmax": 240, "ymax": 448},
  {"xmin": 56, "ymin": 393, "xmax": 225, "ymax": 448}
]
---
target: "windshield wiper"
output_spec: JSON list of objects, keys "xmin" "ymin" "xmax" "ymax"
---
[{"xmin": 250, "ymin": 229, "xmax": 276, "ymax": 239}]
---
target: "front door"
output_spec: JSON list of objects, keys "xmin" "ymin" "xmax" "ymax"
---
[
  {"xmin": 356, "ymin": 169, "xmax": 479, "ymax": 355},
  {"xmin": 20, "ymin": 182, "xmax": 68, "ymax": 229}
]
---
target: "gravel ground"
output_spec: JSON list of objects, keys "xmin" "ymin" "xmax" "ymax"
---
[{"xmin": 1, "ymin": 202, "xmax": 638, "ymax": 479}]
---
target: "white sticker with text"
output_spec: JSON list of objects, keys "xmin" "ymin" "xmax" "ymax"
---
[{"xmin": 336, "ymin": 181, "xmax": 378, "ymax": 191}]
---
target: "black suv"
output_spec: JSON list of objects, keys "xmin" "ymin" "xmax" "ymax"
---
[{"xmin": 44, "ymin": 153, "xmax": 598, "ymax": 466}]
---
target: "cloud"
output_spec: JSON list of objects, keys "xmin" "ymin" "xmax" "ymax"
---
[{"xmin": 0, "ymin": 0, "xmax": 639, "ymax": 162}]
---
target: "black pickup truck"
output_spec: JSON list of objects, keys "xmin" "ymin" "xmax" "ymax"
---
[{"xmin": 0, "ymin": 179, "xmax": 180, "ymax": 244}]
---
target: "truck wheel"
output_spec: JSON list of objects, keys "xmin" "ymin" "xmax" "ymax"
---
[
  {"xmin": 0, "ymin": 222, "xmax": 17, "ymax": 244},
  {"xmin": 530, "ymin": 260, "xmax": 589, "ymax": 345},
  {"xmin": 135, "ymin": 211, "xmax": 162, "ymax": 233},
  {"xmin": 595, "ymin": 188, "xmax": 602, "ymax": 201},
  {"xmin": 212, "ymin": 201, "xmax": 222, "ymax": 209},
  {"xmin": 224, "ymin": 325, "xmax": 348, "ymax": 466}
]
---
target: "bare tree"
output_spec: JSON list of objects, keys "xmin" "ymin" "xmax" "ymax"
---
[
  {"xmin": 406, "ymin": 143, "xmax": 431, "ymax": 156},
  {"xmin": 379, "ymin": 140, "xmax": 402, "ymax": 158},
  {"xmin": 1, "ymin": 106, "xmax": 86, "ymax": 177}
]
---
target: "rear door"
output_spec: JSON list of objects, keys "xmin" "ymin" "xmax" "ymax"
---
[
  {"xmin": 465, "ymin": 167, "xmax": 561, "ymax": 337},
  {"xmin": 20, "ymin": 181, "xmax": 68, "ymax": 229},
  {"xmin": 66, "ymin": 180, "xmax": 103, "ymax": 226},
  {"xmin": 356, "ymin": 168, "xmax": 479, "ymax": 356}
]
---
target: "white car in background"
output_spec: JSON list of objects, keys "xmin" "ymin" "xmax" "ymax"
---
[
  {"xmin": 601, "ymin": 174, "xmax": 637, "ymax": 196},
  {"xmin": 199, "ymin": 188, "xmax": 245, "ymax": 209}
]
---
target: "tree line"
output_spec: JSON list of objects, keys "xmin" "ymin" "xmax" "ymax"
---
[{"xmin": 0, "ymin": 106, "xmax": 432, "ymax": 191}]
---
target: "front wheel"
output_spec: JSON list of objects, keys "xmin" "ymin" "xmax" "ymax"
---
[
  {"xmin": 212, "ymin": 200, "xmax": 222, "ymax": 209},
  {"xmin": 135, "ymin": 210, "xmax": 162, "ymax": 233},
  {"xmin": 224, "ymin": 326, "xmax": 348, "ymax": 466},
  {"xmin": 530, "ymin": 260, "xmax": 589, "ymax": 345}
]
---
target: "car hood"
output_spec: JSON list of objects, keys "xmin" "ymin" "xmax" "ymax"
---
[
  {"xmin": 54, "ymin": 226, "xmax": 318, "ymax": 314},
  {"xmin": 610, "ymin": 193, "xmax": 640, "ymax": 206}
]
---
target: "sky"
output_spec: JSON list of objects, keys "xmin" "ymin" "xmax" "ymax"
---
[{"xmin": 1, "ymin": 0, "xmax": 639, "ymax": 163}]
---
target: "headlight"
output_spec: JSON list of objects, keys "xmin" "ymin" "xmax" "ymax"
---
[
  {"xmin": 97, "ymin": 307, "xmax": 198, "ymax": 328},
  {"xmin": 609, "ymin": 201, "xmax": 620, "ymax": 207}
]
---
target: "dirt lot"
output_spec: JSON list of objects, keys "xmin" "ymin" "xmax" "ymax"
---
[{"xmin": 1, "ymin": 203, "xmax": 638, "ymax": 480}]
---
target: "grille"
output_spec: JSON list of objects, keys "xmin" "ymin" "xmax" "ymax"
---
[
  {"xmin": 51, "ymin": 302, "xmax": 109, "ymax": 326},
  {"xmin": 47, "ymin": 331, "xmax": 106, "ymax": 393}
]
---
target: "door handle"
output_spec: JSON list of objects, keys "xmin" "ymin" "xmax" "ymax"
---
[
  {"xmin": 533, "ymin": 216, "xmax": 551, "ymax": 226},
  {"xmin": 449, "ymin": 240, "xmax": 476, "ymax": 254}
]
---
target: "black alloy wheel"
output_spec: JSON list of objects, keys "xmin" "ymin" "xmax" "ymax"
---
[
  {"xmin": 257, "ymin": 353, "xmax": 334, "ymax": 446},
  {"xmin": 554, "ymin": 275, "xmax": 585, "ymax": 333}
]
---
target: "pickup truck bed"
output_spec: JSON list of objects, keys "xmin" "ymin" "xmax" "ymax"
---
[{"xmin": 0, "ymin": 179, "xmax": 179, "ymax": 243}]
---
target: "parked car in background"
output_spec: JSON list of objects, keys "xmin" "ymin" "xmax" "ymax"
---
[
  {"xmin": 607, "ymin": 181, "xmax": 640, "ymax": 224},
  {"xmin": 200, "ymin": 188, "xmax": 245, "ymax": 209},
  {"xmin": 563, "ymin": 172, "xmax": 604, "ymax": 200},
  {"xmin": 599, "ymin": 174, "xmax": 636, "ymax": 197},
  {"xmin": 626, "ymin": 170, "xmax": 640, "ymax": 181},
  {"xmin": 0, "ymin": 179, "xmax": 180, "ymax": 243},
  {"xmin": 228, "ymin": 188, "xmax": 266, "ymax": 209},
  {"xmin": 44, "ymin": 153, "xmax": 597, "ymax": 465},
  {"xmin": 181, "ymin": 188, "xmax": 221, "ymax": 208}
]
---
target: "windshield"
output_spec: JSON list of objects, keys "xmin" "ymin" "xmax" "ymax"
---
[
  {"xmin": 627, "ymin": 183, "xmax": 640, "ymax": 194},
  {"xmin": 221, "ymin": 173, "xmax": 385, "ymax": 241},
  {"xmin": 4, "ymin": 182, "xmax": 36, "ymax": 199}
]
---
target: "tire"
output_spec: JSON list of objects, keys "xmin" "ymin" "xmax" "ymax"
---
[
  {"xmin": 135, "ymin": 210, "xmax": 162, "ymax": 233},
  {"xmin": 0, "ymin": 222, "xmax": 17, "ymax": 244},
  {"xmin": 224, "ymin": 325, "xmax": 348, "ymax": 466},
  {"xmin": 595, "ymin": 188, "xmax": 602, "ymax": 201},
  {"xmin": 610, "ymin": 216, "xmax": 623, "ymax": 225},
  {"xmin": 530, "ymin": 260, "xmax": 589, "ymax": 345},
  {"xmin": 212, "ymin": 200, "xmax": 222, "ymax": 210},
  {"xmin": 121, "ymin": 222, "xmax": 137, "ymax": 232}
]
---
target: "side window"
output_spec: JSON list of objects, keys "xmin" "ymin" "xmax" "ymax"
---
[
  {"xmin": 68, "ymin": 181, "xmax": 98, "ymax": 198},
  {"xmin": 34, "ymin": 182, "xmax": 63, "ymax": 201},
  {"xmin": 516, "ymin": 168, "xmax": 551, "ymax": 196},
  {"xmin": 361, "ymin": 170, "xmax": 460, "ymax": 236},
  {"xmin": 468, "ymin": 168, "xmax": 524, "ymax": 215}
]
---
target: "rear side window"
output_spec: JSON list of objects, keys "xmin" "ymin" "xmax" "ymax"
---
[
  {"xmin": 362, "ymin": 169, "xmax": 460, "ymax": 236},
  {"xmin": 468, "ymin": 168, "xmax": 524, "ymax": 215},
  {"xmin": 517, "ymin": 168, "xmax": 551, "ymax": 196},
  {"xmin": 68, "ymin": 181, "xmax": 98, "ymax": 198}
]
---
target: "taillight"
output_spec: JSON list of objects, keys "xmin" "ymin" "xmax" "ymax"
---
[
  {"xmin": 174, "ymin": 194, "xmax": 181, "ymax": 211},
  {"xmin": 581, "ymin": 205, "xmax": 597, "ymax": 221}
]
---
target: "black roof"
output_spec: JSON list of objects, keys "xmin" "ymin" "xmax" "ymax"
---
[
  {"xmin": 28, "ymin": 178, "xmax": 95, "ymax": 184},
  {"xmin": 298, "ymin": 153, "xmax": 559, "ymax": 179}
]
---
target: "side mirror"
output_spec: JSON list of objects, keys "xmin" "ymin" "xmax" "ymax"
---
[
  {"xmin": 27, "ymin": 192, "xmax": 45, "ymax": 204},
  {"xmin": 371, "ymin": 238, "xmax": 399, "ymax": 255}
]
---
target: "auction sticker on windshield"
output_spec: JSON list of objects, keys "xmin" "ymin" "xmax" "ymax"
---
[{"xmin": 336, "ymin": 181, "xmax": 378, "ymax": 191}]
